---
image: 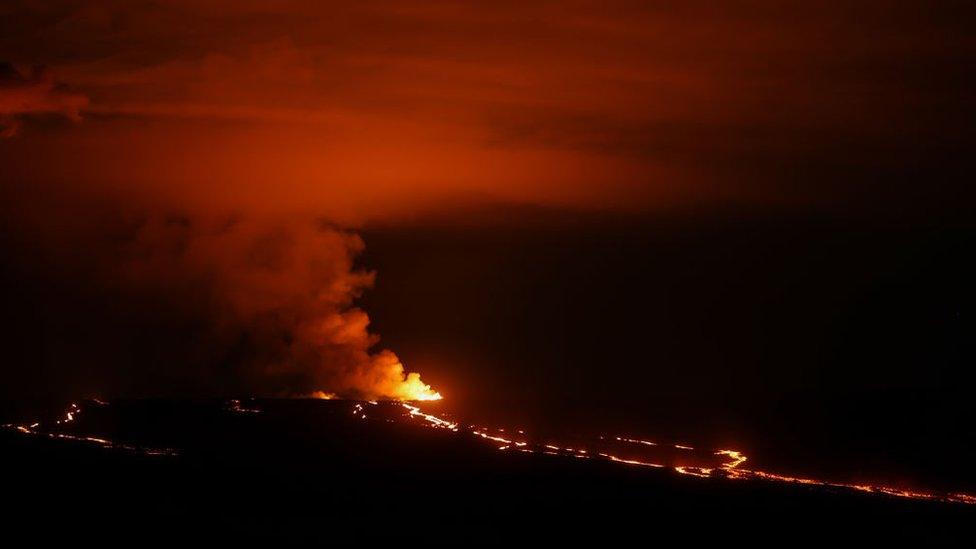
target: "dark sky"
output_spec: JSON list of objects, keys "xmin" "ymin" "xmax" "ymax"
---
[{"xmin": 1, "ymin": 1, "xmax": 975, "ymax": 487}]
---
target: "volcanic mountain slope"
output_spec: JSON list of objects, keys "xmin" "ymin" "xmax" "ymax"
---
[{"xmin": 2, "ymin": 399, "xmax": 973, "ymax": 542}]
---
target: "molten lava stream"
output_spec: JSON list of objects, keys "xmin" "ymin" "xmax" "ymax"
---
[
  {"xmin": 6, "ymin": 398, "xmax": 975, "ymax": 506},
  {"xmin": 394, "ymin": 402, "xmax": 976, "ymax": 506},
  {"xmin": 2, "ymin": 401, "xmax": 179, "ymax": 457}
]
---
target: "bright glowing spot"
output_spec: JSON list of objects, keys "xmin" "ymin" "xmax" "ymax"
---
[{"xmin": 393, "ymin": 372, "xmax": 442, "ymax": 401}]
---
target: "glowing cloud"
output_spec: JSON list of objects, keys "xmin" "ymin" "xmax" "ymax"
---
[{"xmin": 0, "ymin": 63, "xmax": 88, "ymax": 137}]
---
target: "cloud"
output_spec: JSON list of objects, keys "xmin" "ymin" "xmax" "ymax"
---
[
  {"xmin": 0, "ymin": 199, "xmax": 437, "ymax": 400},
  {"xmin": 1, "ymin": 2, "xmax": 972, "ymax": 216},
  {"xmin": 0, "ymin": 62, "xmax": 88, "ymax": 137}
]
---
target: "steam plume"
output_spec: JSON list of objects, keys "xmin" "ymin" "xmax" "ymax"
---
[
  {"xmin": 0, "ymin": 63, "xmax": 88, "ymax": 137},
  {"xmin": 0, "ymin": 205, "xmax": 439, "ymax": 401},
  {"xmin": 118, "ymin": 214, "xmax": 439, "ymax": 400}
]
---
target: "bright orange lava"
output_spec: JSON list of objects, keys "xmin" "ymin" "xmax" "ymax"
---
[
  {"xmin": 3, "ymin": 402, "xmax": 178, "ymax": 456},
  {"xmin": 7, "ymin": 399, "xmax": 975, "ymax": 506},
  {"xmin": 394, "ymin": 402, "xmax": 976, "ymax": 506},
  {"xmin": 392, "ymin": 373, "xmax": 443, "ymax": 401}
]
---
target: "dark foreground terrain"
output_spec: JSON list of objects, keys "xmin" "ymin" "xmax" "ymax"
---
[{"xmin": 2, "ymin": 399, "xmax": 972, "ymax": 542}]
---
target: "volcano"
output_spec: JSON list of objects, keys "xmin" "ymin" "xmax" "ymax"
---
[{"xmin": 3, "ymin": 398, "xmax": 972, "ymax": 542}]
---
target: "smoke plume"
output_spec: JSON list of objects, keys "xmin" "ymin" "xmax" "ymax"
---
[
  {"xmin": 0, "ymin": 202, "xmax": 438, "ymax": 401},
  {"xmin": 129, "ymin": 214, "xmax": 441, "ymax": 399},
  {"xmin": 0, "ymin": 63, "xmax": 88, "ymax": 137}
]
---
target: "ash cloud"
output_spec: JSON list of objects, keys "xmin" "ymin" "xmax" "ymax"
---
[
  {"xmin": 0, "ymin": 202, "xmax": 434, "ymax": 401},
  {"xmin": 0, "ymin": 63, "xmax": 88, "ymax": 137}
]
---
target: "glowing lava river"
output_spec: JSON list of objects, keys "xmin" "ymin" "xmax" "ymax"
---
[
  {"xmin": 4, "ymin": 398, "xmax": 974, "ymax": 506},
  {"xmin": 391, "ymin": 401, "xmax": 976, "ymax": 506}
]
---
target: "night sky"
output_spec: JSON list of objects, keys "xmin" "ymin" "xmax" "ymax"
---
[{"xmin": 1, "ymin": 1, "xmax": 974, "ymax": 489}]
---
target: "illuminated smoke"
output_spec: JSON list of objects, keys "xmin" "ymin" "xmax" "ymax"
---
[
  {"xmin": 0, "ymin": 206, "xmax": 439, "ymax": 401},
  {"xmin": 112, "ymin": 214, "xmax": 440, "ymax": 401},
  {"xmin": 0, "ymin": 63, "xmax": 88, "ymax": 137},
  {"xmin": 303, "ymin": 391, "xmax": 337, "ymax": 400}
]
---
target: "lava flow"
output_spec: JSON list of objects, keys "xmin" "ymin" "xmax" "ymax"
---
[
  {"xmin": 379, "ymin": 400, "xmax": 976, "ymax": 506},
  {"xmin": 8, "ymin": 397, "xmax": 975, "ymax": 507},
  {"xmin": 2, "ymin": 401, "xmax": 178, "ymax": 457}
]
